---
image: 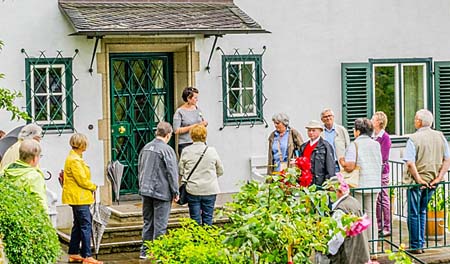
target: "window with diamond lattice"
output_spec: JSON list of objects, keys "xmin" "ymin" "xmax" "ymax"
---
[
  {"xmin": 222, "ymin": 55, "xmax": 263, "ymax": 125},
  {"xmin": 25, "ymin": 58, "xmax": 74, "ymax": 132}
]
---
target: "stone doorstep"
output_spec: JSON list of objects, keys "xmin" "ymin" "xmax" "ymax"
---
[{"xmin": 57, "ymin": 217, "xmax": 230, "ymax": 254}]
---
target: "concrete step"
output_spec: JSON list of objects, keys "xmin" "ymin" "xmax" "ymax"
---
[{"xmin": 57, "ymin": 204, "xmax": 229, "ymax": 254}]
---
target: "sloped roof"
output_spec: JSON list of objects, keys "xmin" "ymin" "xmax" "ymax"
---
[{"xmin": 58, "ymin": 0, "xmax": 269, "ymax": 36}]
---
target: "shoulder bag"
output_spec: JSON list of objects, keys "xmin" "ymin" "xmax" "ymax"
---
[
  {"xmin": 341, "ymin": 142, "xmax": 360, "ymax": 188},
  {"xmin": 177, "ymin": 146, "xmax": 208, "ymax": 205}
]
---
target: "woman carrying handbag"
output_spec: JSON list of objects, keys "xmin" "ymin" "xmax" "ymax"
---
[{"xmin": 178, "ymin": 125, "xmax": 224, "ymax": 225}]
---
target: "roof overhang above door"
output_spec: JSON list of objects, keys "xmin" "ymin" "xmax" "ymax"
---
[{"xmin": 58, "ymin": 0, "xmax": 270, "ymax": 37}]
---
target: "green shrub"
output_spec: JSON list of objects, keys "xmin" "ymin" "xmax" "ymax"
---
[
  {"xmin": 0, "ymin": 177, "xmax": 60, "ymax": 263},
  {"xmin": 222, "ymin": 170, "xmax": 345, "ymax": 263},
  {"xmin": 144, "ymin": 218, "xmax": 244, "ymax": 264}
]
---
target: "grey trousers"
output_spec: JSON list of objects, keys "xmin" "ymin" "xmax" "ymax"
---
[{"xmin": 140, "ymin": 196, "xmax": 172, "ymax": 255}]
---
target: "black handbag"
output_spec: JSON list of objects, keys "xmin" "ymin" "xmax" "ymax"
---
[{"xmin": 177, "ymin": 146, "xmax": 208, "ymax": 205}]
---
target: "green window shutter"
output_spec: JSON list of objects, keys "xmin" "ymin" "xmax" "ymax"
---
[
  {"xmin": 341, "ymin": 63, "xmax": 372, "ymax": 138},
  {"xmin": 434, "ymin": 61, "xmax": 450, "ymax": 139}
]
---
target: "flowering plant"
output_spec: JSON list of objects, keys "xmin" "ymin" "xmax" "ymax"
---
[
  {"xmin": 294, "ymin": 157, "xmax": 313, "ymax": 187},
  {"xmin": 276, "ymin": 157, "xmax": 313, "ymax": 188}
]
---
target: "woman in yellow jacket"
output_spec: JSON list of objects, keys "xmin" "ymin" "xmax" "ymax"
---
[{"xmin": 62, "ymin": 133, "xmax": 102, "ymax": 264}]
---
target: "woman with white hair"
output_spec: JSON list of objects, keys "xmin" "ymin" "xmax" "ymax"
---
[
  {"xmin": 267, "ymin": 113, "xmax": 303, "ymax": 174},
  {"xmin": 0, "ymin": 124, "xmax": 42, "ymax": 171}
]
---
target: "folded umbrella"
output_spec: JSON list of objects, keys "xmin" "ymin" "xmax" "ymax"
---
[
  {"xmin": 107, "ymin": 160, "xmax": 124, "ymax": 204},
  {"xmin": 91, "ymin": 202, "xmax": 111, "ymax": 257}
]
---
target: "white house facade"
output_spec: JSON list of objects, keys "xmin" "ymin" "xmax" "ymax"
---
[{"xmin": 1, "ymin": 0, "xmax": 450, "ymax": 228}]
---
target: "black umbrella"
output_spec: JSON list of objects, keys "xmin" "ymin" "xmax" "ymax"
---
[
  {"xmin": 107, "ymin": 160, "xmax": 124, "ymax": 204},
  {"xmin": 0, "ymin": 125, "xmax": 25, "ymax": 160}
]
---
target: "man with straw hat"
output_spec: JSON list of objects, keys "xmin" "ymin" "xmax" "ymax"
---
[{"xmin": 298, "ymin": 120, "xmax": 335, "ymax": 186}]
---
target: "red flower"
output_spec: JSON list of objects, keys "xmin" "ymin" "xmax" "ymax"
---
[
  {"xmin": 299, "ymin": 171, "xmax": 312, "ymax": 187},
  {"xmin": 295, "ymin": 157, "xmax": 313, "ymax": 187},
  {"xmin": 295, "ymin": 157, "xmax": 311, "ymax": 171}
]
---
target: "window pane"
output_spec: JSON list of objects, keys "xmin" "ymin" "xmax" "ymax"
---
[
  {"xmin": 49, "ymin": 67, "xmax": 62, "ymax": 93},
  {"xmin": 152, "ymin": 95, "xmax": 165, "ymax": 122},
  {"xmin": 34, "ymin": 68, "xmax": 47, "ymax": 94},
  {"xmin": 151, "ymin": 60, "xmax": 164, "ymax": 89},
  {"xmin": 114, "ymin": 97, "xmax": 128, "ymax": 122},
  {"xmin": 134, "ymin": 95, "xmax": 149, "ymax": 123},
  {"xmin": 404, "ymin": 65, "xmax": 425, "ymax": 134},
  {"xmin": 34, "ymin": 96, "xmax": 47, "ymax": 121},
  {"xmin": 131, "ymin": 60, "xmax": 146, "ymax": 92},
  {"xmin": 50, "ymin": 95, "xmax": 63, "ymax": 120},
  {"xmin": 228, "ymin": 64, "xmax": 240, "ymax": 88},
  {"xmin": 228, "ymin": 90, "xmax": 240, "ymax": 114},
  {"xmin": 112, "ymin": 61, "xmax": 126, "ymax": 92},
  {"xmin": 242, "ymin": 88, "xmax": 255, "ymax": 114},
  {"xmin": 241, "ymin": 63, "xmax": 254, "ymax": 87},
  {"xmin": 375, "ymin": 66, "xmax": 396, "ymax": 134}
]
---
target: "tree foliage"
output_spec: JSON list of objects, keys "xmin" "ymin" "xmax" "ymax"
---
[{"xmin": 0, "ymin": 40, "xmax": 30, "ymax": 121}]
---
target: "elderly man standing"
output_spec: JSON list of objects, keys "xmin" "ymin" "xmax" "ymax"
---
[
  {"xmin": 299, "ymin": 120, "xmax": 335, "ymax": 186},
  {"xmin": 138, "ymin": 122, "xmax": 179, "ymax": 259},
  {"xmin": 321, "ymin": 108, "xmax": 350, "ymax": 172},
  {"xmin": 1, "ymin": 139, "xmax": 47, "ymax": 212},
  {"xmin": 404, "ymin": 109, "xmax": 450, "ymax": 254},
  {"xmin": 0, "ymin": 124, "xmax": 42, "ymax": 171}
]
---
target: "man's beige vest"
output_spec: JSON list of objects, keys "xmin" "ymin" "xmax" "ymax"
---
[{"xmin": 405, "ymin": 127, "xmax": 446, "ymax": 183}]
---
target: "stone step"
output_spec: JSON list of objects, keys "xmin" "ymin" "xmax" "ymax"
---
[
  {"xmin": 57, "ymin": 205, "xmax": 229, "ymax": 254},
  {"xmin": 109, "ymin": 204, "xmax": 192, "ymax": 224}
]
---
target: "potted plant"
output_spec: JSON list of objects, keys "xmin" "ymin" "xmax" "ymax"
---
[{"xmin": 426, "ymin": 185, "xmax": 445, "ymax": 240}]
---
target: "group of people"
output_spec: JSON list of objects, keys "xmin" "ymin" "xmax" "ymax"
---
[
  {"xmin": 0, "ymin": 125, "xmax": 102, "ymax": 263},
  {"xmin": 268, "ymin": 108, "xmax": 450, "ymax": 262},
  {"xmin": 138, "ymin": 87, "xmax": 224, "ymax": 259},
  {"xmin": 1, "ymin": 84, "xmax": 449, "ymax": 263}
]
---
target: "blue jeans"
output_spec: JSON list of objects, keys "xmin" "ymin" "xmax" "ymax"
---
[
  {"xmin": 407, "ymin": 187, "xmax": 435, "ymax": 249},
  {"xmin": 187, "ymin": 193, "xmax": 217, "ymax": 225},
  {"xmin": 68, "ymin": 205, "xmax": 92, "ymax": 257}
]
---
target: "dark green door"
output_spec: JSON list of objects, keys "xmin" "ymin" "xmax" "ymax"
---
[{"xmin": 110, "ymin": 53, "xmax": 173, "ymax": 194}]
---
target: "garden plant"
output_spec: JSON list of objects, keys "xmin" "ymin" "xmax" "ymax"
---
[
  {"xmin": 0, "ymin": 40, "xmax": 30, "ymax": 121},
  {"xmin": 0, "ymin": 178, "xmax": 60, "ymax": 264},
  {"xmin": 145, "ymin": 158, "xmax": 362, "ymax": 263}
]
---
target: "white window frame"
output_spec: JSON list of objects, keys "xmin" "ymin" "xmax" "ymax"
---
[
  {"xmin": 225, "ymin": 60, "xmax": 257, "ymax": 117},
  {"xmin": 30, "ymin": 64, "xmax": 67, "ymax": 125},
  {"xmin": 372, "ymin": 62, "xmax": 428, "ymax": 136}
]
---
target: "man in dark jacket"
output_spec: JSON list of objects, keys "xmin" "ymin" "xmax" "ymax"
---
[
  {"xmin": 299, "ymin": 120, "xmax": 335, "ymax": 186},
  {"xmin": 138, "ymin": 122, "xmax": 179, "ymax": 259}
]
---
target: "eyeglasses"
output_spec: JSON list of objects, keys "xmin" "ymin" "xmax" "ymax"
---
[{"xmin": 322, "ymin": 115, "xmax": 333, "ymax": 119}]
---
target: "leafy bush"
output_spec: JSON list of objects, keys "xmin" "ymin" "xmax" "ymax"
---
[
  {"xmin": 0, "ymin": 40, "xmax": 30, "ymax": 121},
  {"xmin": 144, "ymin": 218, "xmax": 244, "ymax": 264},
  {"xmin": 0, "ymin": 178, "xmax": 60, "ymax": 263},
  {"xmin": 222, "ymin": 169, "xmax": 343, "ymax": 264},
  {"xmin": 386, "ymin": 244, "xmax": 412, "ymax": 264}
]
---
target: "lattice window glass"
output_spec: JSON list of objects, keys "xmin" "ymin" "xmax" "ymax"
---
[
  {"xmin": 222, "ymin": 55, "xmax": 263, "ymax": 125},
  {"xmin": 25, "ymin": 58, "xmax": 74, "ymax": 133}
]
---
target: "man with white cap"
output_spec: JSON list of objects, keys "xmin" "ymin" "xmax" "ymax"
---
[{"xmin": 298, "ymin": 120, "xmax": 335, "ymax": 186}]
